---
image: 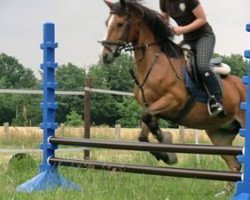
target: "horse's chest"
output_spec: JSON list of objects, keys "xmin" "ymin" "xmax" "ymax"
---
[{"xmin": 134, "ymin": 86, "xmax": 162, "ymax": 106}]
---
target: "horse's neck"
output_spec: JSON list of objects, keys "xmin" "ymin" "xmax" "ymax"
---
[
  {"xmin": 133, "ymin": 24, "xmax": 185, "ymax": 83},
  {"xmin": 133, "ymin": 25, "xmax": 161, "ymax": 77}
]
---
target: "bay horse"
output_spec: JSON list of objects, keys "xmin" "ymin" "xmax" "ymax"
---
[{"xmin": 100, "ymin": 0, "xmax": 246, "ymax": 194}]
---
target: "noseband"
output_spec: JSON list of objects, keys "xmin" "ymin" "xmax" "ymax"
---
[
  {"xmin": 99, "ymin": 12, "xmax": 161, "ymax": 57},
  {"xmin": 99, "ymin": 13, "xmax": 133, "ymax": 57},
  {"xmin": 99, "ymin": 40, "xmax": 128, "ymax": 57}
]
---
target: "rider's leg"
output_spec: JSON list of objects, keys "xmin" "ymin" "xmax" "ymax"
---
[{"xmin": 190, "ymin": 33, "xmax": 224, "ymax": 116}]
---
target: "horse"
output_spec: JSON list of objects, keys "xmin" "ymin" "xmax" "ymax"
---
[{"xmin": 100, "ymin": 0, "xmax": 246, "ymax": 195}]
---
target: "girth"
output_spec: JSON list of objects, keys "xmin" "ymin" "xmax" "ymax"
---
[{"xmin": 169, "ymin": 95, "xmax": 198, "ymax": 124}]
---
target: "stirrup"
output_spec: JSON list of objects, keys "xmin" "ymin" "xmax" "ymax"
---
[{"xmin": 207, "ymin": 96, "xmax": 224, "ymax": 117}]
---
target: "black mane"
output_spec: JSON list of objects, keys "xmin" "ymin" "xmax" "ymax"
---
[{"xmin": 112, "ymin": 0, "xmax": 184, "ymax": 58}]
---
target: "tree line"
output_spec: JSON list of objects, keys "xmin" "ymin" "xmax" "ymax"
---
[{"xmin": 0, "ymin": 52, "xmax": 247, "ymax": 127}]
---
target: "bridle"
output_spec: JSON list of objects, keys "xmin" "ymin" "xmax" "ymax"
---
[
  {"xmin": 99, "ymin": 11, "xmax": 161, "ymax": 107},
  {"xmin": 99, "ymin": 12, "xmax": 133, "ymax": 57},
  {"xmin": 99, "ymin": 12, "xmax": 160, "ymax": 57},
  {"xmin": 100, "ymin": 5, "xmax": 190, "ymax": 118}
]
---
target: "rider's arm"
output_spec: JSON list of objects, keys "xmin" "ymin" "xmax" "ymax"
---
[{"xmin": 173, "ymin": 4, "xmax": 207, "ymax": 35}]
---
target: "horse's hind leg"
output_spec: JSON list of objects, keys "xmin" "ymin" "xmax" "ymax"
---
[
  {"xmin": 140, "ymin": 112, "xmax": 177, "ymax": 165},
  {"xmin": 206, "ymin": 129, "xmax": 241, "ymax": 196}
]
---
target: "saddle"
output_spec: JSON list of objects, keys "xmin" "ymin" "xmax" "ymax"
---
[
  {"xmin": 173, "ymin": 45, "xmax": 231, "ymax": 121},
  {"xmin": 162, "ymin": 45, "xmax": 231, "ymax": 123},
  {"xmin": 182, "ymin": 44, "xmax": 231, "ymax": 89},
  {"xmin": 182, "ymin": 44, "xmax": 231, "ymax": 101}
]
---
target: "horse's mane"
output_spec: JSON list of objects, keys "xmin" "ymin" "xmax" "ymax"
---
[{"xmin": 112, "ymin": 0, "xmax": 184, "ymax": 58}]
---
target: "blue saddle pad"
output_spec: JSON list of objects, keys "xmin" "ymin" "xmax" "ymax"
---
[{"xmin": 184, "ymin": 70, "xmax": 208, "ymax": 103}]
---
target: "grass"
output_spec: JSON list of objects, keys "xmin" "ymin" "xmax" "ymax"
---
[
  {"xmin": 0, "ymin": 126, "xmax": 243, "ymax": 200},
  {"xmin": 0, "ymin": 149, "xmax": 235, "ymax": 200}
]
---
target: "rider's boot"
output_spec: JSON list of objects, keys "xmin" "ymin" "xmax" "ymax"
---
[{"xmin": 202, "ymin": 71, "xmax": 226, "ymax": 117}]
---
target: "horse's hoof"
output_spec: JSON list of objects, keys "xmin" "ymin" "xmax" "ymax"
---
[
  {"xmin": 161, "ymin": 152, "xmax": 178, "ymax": 165},
  {"xmin": 161, "ymin": 131, "xmax": 173, "ymax": 144},
  {"xmin": 158, "ymin": 132, "xmax": 177, "ymax": 164},
  {"xmin": 150, "ymin": 151, "xmax": 178, "ymax": 165}
]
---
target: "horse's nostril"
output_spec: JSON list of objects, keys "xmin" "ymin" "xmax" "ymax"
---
[
  {"xmin": 102, "ymin": 52, "xmax": 114, "ymax": 64},
  {"xmin": 103, "ymin": 53, "xmax": 108, "ymax": 60}
]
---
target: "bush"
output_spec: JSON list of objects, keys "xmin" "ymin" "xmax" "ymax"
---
[{"xmin": 65, "ymin": 111, "xmax": 84, "ymax": 127}]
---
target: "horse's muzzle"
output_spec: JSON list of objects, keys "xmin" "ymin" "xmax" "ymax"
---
[
  {"xmin": 99, "ymin": 40, "xmax": 126, "ymax": 64},
  {"xmin": 102, "ymin": 51, "xmax": 115, "ymax": 64}
]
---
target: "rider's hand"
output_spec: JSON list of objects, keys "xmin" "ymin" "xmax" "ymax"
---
[{"xmin": 173, "ymin": 26, "xmax": 185, "ymax": 36}]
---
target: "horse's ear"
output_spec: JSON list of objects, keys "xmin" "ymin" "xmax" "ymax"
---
[
  {"xmin": 120, "ymin": 0, "xmax": 126, "ymax": 8},
  {"xmin": 104, "ymin": 0, "xmax": 113, "ymax": 9}
]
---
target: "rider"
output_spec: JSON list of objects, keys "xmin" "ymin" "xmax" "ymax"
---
[{"xmin": 159, "ymin": 0, "xmax": 224, "ymax": 117}]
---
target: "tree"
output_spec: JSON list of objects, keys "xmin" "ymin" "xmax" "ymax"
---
[
  {"xmin": 214, "ymin": 53, "xmax": 247, "ymax": 77},
  {"xmin": 0, "ymin": 54, "xmax": 39, "ymax": 125},
  {"xmin": 89, "ymin": 53, "xmax": 134, "ymax": 91},
  {"xmin": 56, "ymin": 63, "xmax": 86, "ymax": 124},
  {"xmin": 65, "ymin": 111, "xmax": 84, "ymax": 127},
  {"xmin": 103, "ymin": 54, "xmax": 134, "ymax": 92},
  {"xmin": 12, "ymin": 95, "xmax": 42, "ymax": 126},
  {"xmin": 116, "ymin": 97, "xmax": 141, "ymax": 127},
  {"xmin": 0, "ymin": 53, "xmax": 37, "ymax": 88},
  {"xmin": 88, "ymin": 53, "xmax": 135, "ymax": 126},
  {"xmin": 56, "ymin": 63, "xmax": 86, "ymax": 90}
]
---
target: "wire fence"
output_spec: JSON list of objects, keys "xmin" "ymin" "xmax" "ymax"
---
[{"xmin": 0, "ymin": 88, "xmax": 133, "ymax": 96}]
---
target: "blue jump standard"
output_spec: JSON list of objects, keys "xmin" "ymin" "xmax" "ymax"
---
[
  {"xmin": 16, "ymin": 23, "xmax": 80, "ymax": 192},
  {"xmin": 233, "ymin": 23, "xmax": 250, "ymax": 200}
]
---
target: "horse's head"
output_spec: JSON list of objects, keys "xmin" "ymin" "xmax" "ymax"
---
[
  {"xmin": 100, "ymin": 0, "xmax": 181, "ymax": 64},
  {"xmin": 100, "ymin": 0, "xmax": 142, "ymax": 64}
]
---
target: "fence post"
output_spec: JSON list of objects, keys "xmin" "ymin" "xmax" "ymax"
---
[
  {"xmin": 84, "ymin": 78, "xmax": 91, "ymax": 159},
  {"xmin": 194, "ymin": 129, "xmax": 201, "ymax": 167},
  {"xmin": 115, "ymin": 124, "xmax": 121, "ymax": 141},
  {"xmin": 60, "ymin": 123, "xmax": 65, "ymax": 136},
  {"xmin": 3, "ymin": 122, "xmax": 10, "ymax": 140},
  {"xmin": 179, "ymin": 126, "xmax": 185, "ymax": 143}
]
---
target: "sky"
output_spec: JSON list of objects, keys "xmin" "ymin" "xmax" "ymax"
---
[{"xmin": 0, "ymin": 0, "xmax": 250, "ymax": 79}]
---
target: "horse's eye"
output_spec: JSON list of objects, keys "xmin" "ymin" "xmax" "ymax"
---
[{"xmin": 117, "ymin": 23, "xmax": 124, "ymax": 28}]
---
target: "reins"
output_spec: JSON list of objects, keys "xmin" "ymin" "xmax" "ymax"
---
[
  {"xmin": 99, "ymin": 35, "xmax": 161, "ymax": 105},
  {"xmin": 99, "ymin": 38, "xmax": 182, "ymax": 107},
  {"xmin": 128, "ymin": 50, "xmax": 161, "ymax": 107},
  {"xmin": 100, "ymin": 2, "xmax": 203, "ymax": 124},
  {"xmin": 99, "ymin": 9, "xmax": 183, "ymax": 107},
  {"xmin": 98, "ymin": 40, "xmax": 160, "ymax": 57},
  {"xmin": 100, "ymin": 37, "xmax": 163, "ymax": 107}
]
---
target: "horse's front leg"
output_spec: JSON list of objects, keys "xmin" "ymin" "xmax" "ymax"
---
[
  {"xmin": 138, "ymin": 121, "xmax": 173, "ymax": 163},
  {"xmin": 138, "ymin": 121, "xmax": 150, "ymax": 142},
  {"xmin": 141, "ymin": 110, "xmax": 177, "ymax": 165},
  {"xmin": 142, "ymin": 93, "xmax": 179, "ymax": 143}
]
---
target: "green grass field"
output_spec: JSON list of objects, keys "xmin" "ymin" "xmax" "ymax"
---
[
  {"xmin": 0, "ymin": 127, "xmax": 241, "ymax": 200},
  {"xmin": 0, "ymin": 148, "xmax": 235, "ymax": 200}
]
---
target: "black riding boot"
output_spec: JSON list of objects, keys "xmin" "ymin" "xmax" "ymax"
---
[{"xmin": 202, "ymin": 71, "xmax": 225, "ymax": 117}]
